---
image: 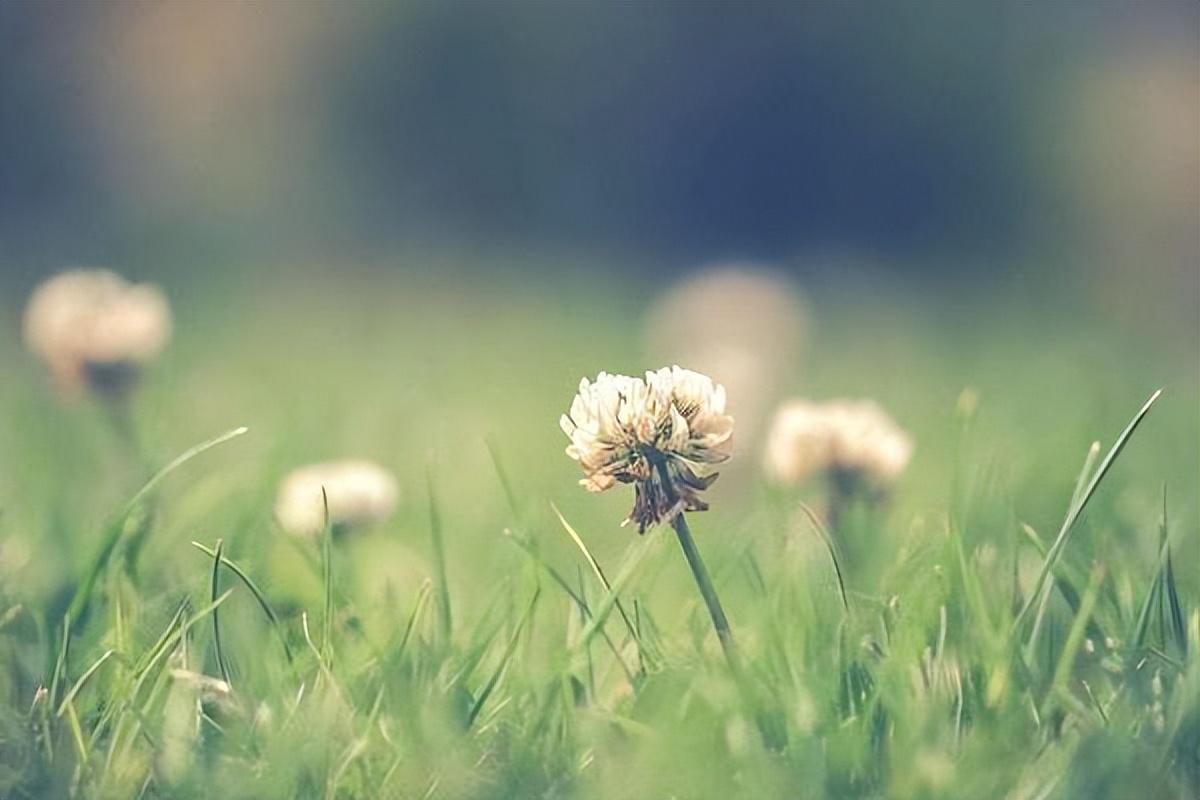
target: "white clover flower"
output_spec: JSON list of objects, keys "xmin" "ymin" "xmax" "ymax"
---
[
  {"xmin": 764, "ymin": 398, "xmax": 912, "ymax": 488},
  {"xmin": 560, "ymin": 366, "xmax": 733, "ymax": 531},
  {"xmin": 274, "ymin": 460, "xmax": 399, "ymax": 537},
  {"xmin": 23, "ymin": 268, "xmax": 172, "ymax": 396}
]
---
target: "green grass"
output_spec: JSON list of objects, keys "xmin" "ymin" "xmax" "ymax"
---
[{"xmin": 0, "ymin": 269, "xmax": 1196, "ymax": 798}]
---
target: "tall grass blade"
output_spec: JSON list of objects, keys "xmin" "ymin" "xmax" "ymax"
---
[
  {"xmin": 209, "ymin": 539, "xmax": 233, "ymax": 688},
  {"xmin": 190, "ymin": 542, "xmax": 294, "ymax": 663},
  {"xmin": 1160, "ymin": 490, "xmax": 1187, "ymax": 656},
  {"xmin": 484, "ymin": 437, "xmax": 521, "ymax": 517},
  {"xmin": 427, "ymin": 469, "xmax": 453, "ymax": 645},
  {"xmin": 321, "ymin": 488, "xmax": 334, "ymax": 664},
  {"xmin": 1013, "ymin": 390, "xmax": 1161, "ymax": 639}
]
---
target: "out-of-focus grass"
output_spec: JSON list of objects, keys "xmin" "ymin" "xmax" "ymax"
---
[{"xmin": 0, "ymin": 266, "xmax": 1195, "ymax": 798}]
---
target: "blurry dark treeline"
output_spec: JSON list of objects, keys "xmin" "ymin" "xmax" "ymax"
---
[{"xmin": 0, "ymin": 1, "xmax": 1196, "ymax": 323}]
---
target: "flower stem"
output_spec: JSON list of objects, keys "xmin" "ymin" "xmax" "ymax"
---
[
  {"xmin": 652, "ymin": 460, "xmax": 740, "ymax": 667},
  {"xmin": 668, "ymin": 511, "xmax": 739, "ymax": 667},
  {"xmin": 669, "ymin": 505, "xmax": 787, "ymax": 750},
  {"xmin": 654, "ymin": 461, "xmax": 785, "ymax": 750}
]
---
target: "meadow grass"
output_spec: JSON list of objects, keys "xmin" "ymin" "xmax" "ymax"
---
[{"xmin": 0, "ymin": 271, "xmax": 1196, "ymax": 798}]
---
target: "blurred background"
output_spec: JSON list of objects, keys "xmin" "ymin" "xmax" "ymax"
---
[
  {"xmin": 0, "ymin": 8, "xmax": 1197, "ymax": 796},
  {"xmin": 1, "ymin": 1, "xmax": 1196, "ymax": 317},
  {"xmin": 0, "ymin": 1, "xmax": 1196, "ymax": 607}
]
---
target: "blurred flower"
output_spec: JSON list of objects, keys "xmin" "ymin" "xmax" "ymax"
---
[
  {"xmin": 560, "ymin": 366, "xmax": 733, "ymax": 531},
  {"xmin": 643, "ymin": 265, "xmax": 808, "ymax": 453},
  {"xmin": 22, "ymin": 269, "xmax": 172, "ymax": 397},
  {"xmin": 1047, "ymin": 45, "xmax": 1198, "ymax": 330},
  {"xmin": 274, "ymin": 459, "xmax": 399, "ymax": 536},
  {"xmin": 764, "ymin": 398, "xmax": 912, "ymax": 489}
]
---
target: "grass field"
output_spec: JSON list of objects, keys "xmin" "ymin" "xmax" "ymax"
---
[{"xmin": 0, "ymin": 265, "xmax": 1196, "ymax": 798}]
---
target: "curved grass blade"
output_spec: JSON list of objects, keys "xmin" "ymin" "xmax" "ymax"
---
[
  {"xmin": 210, "ymin": 539, "xmax": 233, "ymax": 688},
  {"xmin": 798, "ymin": 502, "xmax": 850, "ymax": 613},
  {"xmin": 190, "ymin": 542, "xmax": 294, "ymax": 663},
  {"xmin": 1013, "ymin": 390, "xmax": 1161, "ymax": 639},
  {"xmin": 67, "ymin": 426, "xmax": 249, "ymax": 622},
  {"xmin": 552, "ymin": 504, "xmax": 641, "ymax": 649}
]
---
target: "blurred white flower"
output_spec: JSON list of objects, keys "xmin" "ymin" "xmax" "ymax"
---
[
  {"xmin": 274, "ymin": 459, "xmax": 399, "ymax": 536},
  {"xmin": 643, "ymin": 265, "xmax": 808, "ymax": 452},
  {"xmin": 560, "ymin": 366, "xmax": 733, "ymax": 531},
  {"xmin": 764, "ymin": 399, "xmax": 912, "ymax": 488},
  {"xmin": 23, "ymin": 269, "xmax": 172, "ymax": 396}
]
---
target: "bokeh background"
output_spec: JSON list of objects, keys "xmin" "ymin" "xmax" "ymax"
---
[
  {"xmin": 2, "ymin": 1, "xmax": 1197, "ymax": 311},
  {"xmin": 0, "ymin": 7, "xmax": 1198, "ymax": 796},
  {"xmin": 0, "ymin": 1, "xmax": 1196, "ymax": 614}
]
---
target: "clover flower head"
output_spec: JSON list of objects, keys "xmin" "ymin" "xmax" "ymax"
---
[
  {"xmin": 274, "ymin": 459, "xmax": 399, "ymax": 537},
  {"xmin": 23, "ymin": 269, "xmax": 172, "ymax": 396},
  {"xmin": 560, "ymin": 366, "xmax": 733, "ymax": 531},
  {"xmin": 764, "ymin": 398, "xmax": 912, "ymax": 488}
]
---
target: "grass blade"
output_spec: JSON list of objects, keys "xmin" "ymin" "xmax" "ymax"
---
[
  {"xmin": 392, "ymin": 580, "xmax": 434, "ymax": 665},
  {"xmin": 190, "ymin": 542, "xmax": 294, "ymax": 663},
  {"xmin": 49, "ymin": 613, "xmax": 71, "ymax": 709},
  {"xmin": 67, "ymin": 426, "xmax": 249, "ymax": 622},
  {"xmin": 484, "ymin": 437, "xmax": 521, "ymax": 517},
  {"xmin": 56, "ymin": 649, "xmax": 115, "ymax": 717},
  {"xmin": 1133, "ymin": 488, "xmax": 1188, "ymax": 657},
  {"xmin": 210, "ymin": 539, "xmax": 233, "ymax": 688},
  {"xmin": 1042, "ymin": 562, "xmax": 1105, "ymax": 714},
  {"xmin": 127, "ymin": 601, "xmax": 189, "ymax": 700},
  {"xmin": 798, "ymin": 502, "xmax": 850, "ymax": 613},
  {"xmin": 552, "ymin": 504, "xmax": 641, "ymax": 649},
  {"xmin": 502, "ymin": 529, "xmax": 636, "ymax": 683},
  {"xmin": 467, "ymin": 587, "xmax": 540, "ymax": 727},
  {"xmin": 1069, "ymin": 441, "xmax": 1101, "ymax": 507},
  {"xmin": 1013, "ymin": 390, "xmax": 1161, "ymax": 639},
  {"xmin": 321, "ymin": 488, "xmax": 334, "ymax": 665},
  {"xmin": 1160, "ymin": 490, "xmax": 1187, "ymax": 656},
  {"xmin": 131, "ymin": 592, "xmax": 233, "ymax": 698},
  {"xmin": 574, "ymin": 529, "xmax": 660, "ymax": 654},
  {"xmin": 427, "ymin": 468, "xmax": 452, "ymax": 645}
]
